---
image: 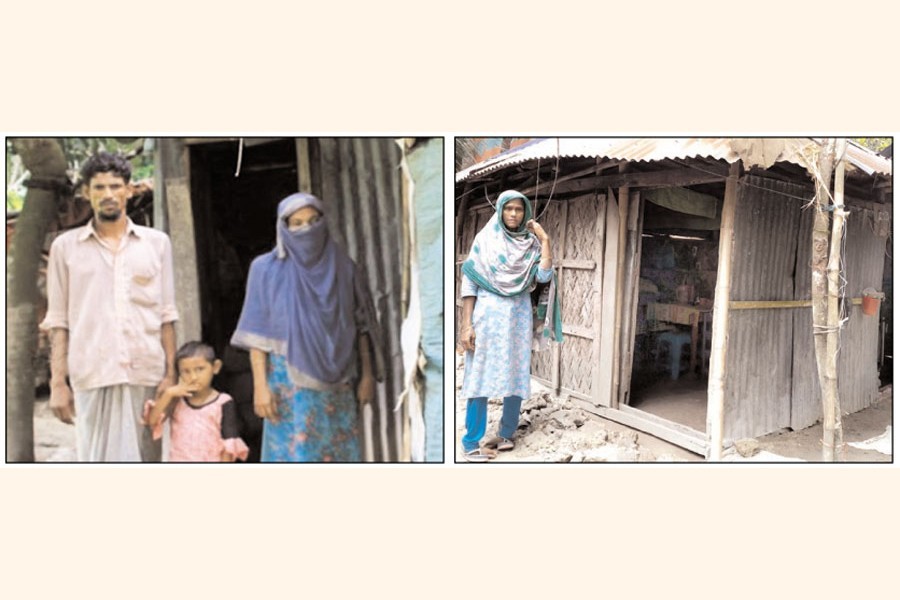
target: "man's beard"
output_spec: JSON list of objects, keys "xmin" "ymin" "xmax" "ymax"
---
[{"xmin": 97, "ymin": 208, "xmax": 122, "ymax": 222}]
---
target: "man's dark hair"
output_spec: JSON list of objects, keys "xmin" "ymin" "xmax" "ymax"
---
[
  {"xmin": 175, "ymin": 341, "xmax": 217, "ymax": 369},
  {"xmin": 79, "ymin": 151, "xmax": 132, "ymax": 185}
]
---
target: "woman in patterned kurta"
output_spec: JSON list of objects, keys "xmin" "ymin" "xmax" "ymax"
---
[
  {"xmin": 459, "ymin": 190, "xmax": 561, "ymax": 462},
  {"xmin": 231, "ymin": 193, "xmax": 382, "ymax": 462}
]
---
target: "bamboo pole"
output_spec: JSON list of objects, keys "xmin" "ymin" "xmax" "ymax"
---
[
  {"xmin": 706, "ymin": 161, "xmax": 741, "ymax": 460},
  {"xmin": 826, "ymin": 139, "xmax": 848, "ymax": 461},
  {"xmin": 729, "ymin": 298, "xmax": 863, "ymax": 310},
  {"xmin": 811, "ymin": 140, "xmax": 836, "ymax": 461}
]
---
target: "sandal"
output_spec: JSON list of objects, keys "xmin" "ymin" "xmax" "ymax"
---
[
  {"xmin": 462, "ymin": 447, "xmax": 497, "ymax": 463},
  {"xmin": 483, "ymin": 436, "xmax": 515, "ymax": 451}
]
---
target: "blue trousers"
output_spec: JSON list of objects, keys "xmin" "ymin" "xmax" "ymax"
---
[{"xmin": 461, "ymin": 395, "xmax": 523, "ymax": 452}]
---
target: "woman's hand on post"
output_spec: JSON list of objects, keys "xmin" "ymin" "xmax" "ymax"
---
[
  {"xmin": 357, "ymin": 374, "xmax": 375, "ymax": 408},
  {"xmin": 526, "ymin": 219, "xmax": 548, "ymax": 242},
  {"xmin": 254, "ymin": 385, "xmax": 279, "ymax": 423}
]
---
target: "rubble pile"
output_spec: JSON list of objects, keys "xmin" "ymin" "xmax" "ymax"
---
[{"xmin": 479, "ymin": 391, "xmax": 671, "ymax": 462}]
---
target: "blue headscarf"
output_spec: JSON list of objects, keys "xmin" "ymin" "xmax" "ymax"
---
[{"xmin": 231, "ymin": 193, "xmax": 358, "ymax": 386}]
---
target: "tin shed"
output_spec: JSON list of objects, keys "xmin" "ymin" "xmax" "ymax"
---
[{"xmin": 456, "ymin": 138, "xmax": 892, "ymax": 456}]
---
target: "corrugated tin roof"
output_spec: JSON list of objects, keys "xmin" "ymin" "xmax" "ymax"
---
[{"xmin": 456, "ymin": 138, "xmax": 892, "ymax": 182}]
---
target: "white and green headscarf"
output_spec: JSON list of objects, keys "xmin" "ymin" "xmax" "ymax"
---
[{"xmin": 461, "ymin": 190, "xmax": 563, "ymax": 344}]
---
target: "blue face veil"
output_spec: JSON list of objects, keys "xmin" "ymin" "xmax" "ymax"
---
[{"xmin": 232, "ymin": 193, "xmax": 358, "ymax": 385}]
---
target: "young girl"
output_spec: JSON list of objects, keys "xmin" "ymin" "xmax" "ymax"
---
[{"xmin": 144, "ymin": 341, "xmax": 250, "ymax": 462}]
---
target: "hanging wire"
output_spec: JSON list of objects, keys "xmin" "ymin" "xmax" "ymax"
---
[
  {"xmin": 675, "ymin": 159, "xmax": 820, "ymax": 204},
  {"xmin": 483, "ymin": 185, "xmax": 497, "ymax": 211},
  {"xmin": 535, "ymin": 138, "xmax": 561, "ymax": 221}
]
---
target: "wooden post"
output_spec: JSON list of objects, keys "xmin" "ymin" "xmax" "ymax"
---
[
  {"xmin": 551, "ymin": 200, "xmax": 568, "ymax": 393},
  {"xmin": 811, "ymin": 140, "xmax": 836, "ymax": 461},
  {"xmin": 591, "ymin": 187, "xmax": 607, "ymax": 405},
  {"xmin": 618, "ymin": 191, "xmax": 642, "ymax": 405},
  {"xmin": 295, "ymin": 138, "xmax": 313, "ymax": 193},
  {"xmin": 611, "ymin": 165, "xmax": 629, "ymax": 408},
  {"xmin": 825, "ymin": 139, "xmax": 847, "ymax": 461},
  {"xmin": 706, "ymin": 161, "xmax": 741, "ymax": 460},
  {"xmin": 597, "ymin": 187, "xmax": 620, "ymax": 407}
]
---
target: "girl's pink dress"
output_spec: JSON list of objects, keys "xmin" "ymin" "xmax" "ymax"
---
[{"xmin": 145, "ymin": 392, "xmax": 249, "ymax": 462}]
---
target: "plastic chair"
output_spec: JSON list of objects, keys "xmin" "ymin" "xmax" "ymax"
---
[{"xmin": 656, "ymin": 330, "xmax": 692, "ymax": 380}]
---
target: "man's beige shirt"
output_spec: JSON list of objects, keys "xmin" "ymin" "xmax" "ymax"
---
[{"xmin": 40, "ymin": 218, "xmax": 179, "ymax": 392}]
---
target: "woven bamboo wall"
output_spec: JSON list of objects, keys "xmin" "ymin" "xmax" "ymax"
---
[
  {"xmin": 556, "ymin": 194, "xmax": 603, "ymax": 396},
  {"xmin": 531, "ymin": 200, "xmax": 562, "ymax": 381}
]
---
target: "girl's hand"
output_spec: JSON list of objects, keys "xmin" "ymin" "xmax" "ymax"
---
[
  {"xmin": 254, "ymin": 385, "xmax": 279, "ymax": 423},
  {"xmin": 357, "ymin": 374, "xmax": 375, "ymax": 407},
  {"xmin": 525, "ymin": 219, "xmax": 548, "ymax": 242},
  {"xmin": 460, "ymin": 325, "xmax": 476, "ymax": 352},
  {"xmin": 166, "ymin": 382, "xmax": 201, "ymax": 399}
]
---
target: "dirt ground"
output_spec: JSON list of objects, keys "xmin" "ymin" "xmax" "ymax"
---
[
  {"xmin": 454, "ymin": 356, "xmax": 893, "ymax": 463},
  {"xmin": 32, "ymin": 395, "xmax": 77, "ymax": 462},
  {"xmin": 29, "ymin": 377, "xmax": 893, "ymax": 463}
]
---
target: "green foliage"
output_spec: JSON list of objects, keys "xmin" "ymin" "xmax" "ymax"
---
[
  {"xmin": 852, "ymin": 137, "xmax": 892, "ymax": 152},
  {"xmin": 7, "ymin": 189, "xmax": 24, "ymax": 212},
  {"xmin": 59, "ymin": 137, "xmax": 155, "ymax": 182},
  {"xmin": 6, "ymin": 138, "xmax": 156, "ymax": 213}
]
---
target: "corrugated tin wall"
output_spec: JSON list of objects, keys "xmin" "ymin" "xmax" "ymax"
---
[
  {"xmin": 309, "ymin": 138, "xmax": 405, "ymax": 462},
  {"xmin": 837, "ymin": 208, "xmax": 887, "ymax": 413},
  {"xmin": 728, "ymin": 175, "xmax": 887, "ymax": 439},
  {"xmin": 725, "ymin": 175, "xmax": 804, "ymax": 439},
  {"xmin": 791, "ymin": 201, "xmax": 819, "ymax": 430},
  {"xmin": 792, "ymin": 194, "xmax": 886, "ymax": 429}
]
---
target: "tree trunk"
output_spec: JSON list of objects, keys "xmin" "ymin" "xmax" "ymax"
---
[
  {"xmin": 810, "ymin": 139, "xmax": 836, "ymax": 461},
  {"xmin": 826, "ymin": 140, "xmax": 848, "ymax": 461},
  {"xmin": 6, "ymin": 138, "xmax": 66, "ymax": 462}
]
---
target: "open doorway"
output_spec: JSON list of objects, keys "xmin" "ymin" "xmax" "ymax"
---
[
  {"xmin": 189, "ymin": 138, "xmax": 299, "ymax": 355},
  {"xmin": 187, "ymin": 138, "xmax": 299, "ymax": 461},
  {"xmin": 627, "ymin": 185, "xmax": 723, "ymax": 433}
]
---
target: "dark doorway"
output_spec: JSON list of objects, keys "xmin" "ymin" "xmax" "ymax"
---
[
  {"xmin": 188, "ymin": 138, "xmax": 299, "ymax": 461},
  {"xmin": 627, "ymin": 187, "xmax": 723, "ymax": 432},
  {"xmin": 189, "ymin": 139, "xmax": 299, "ymax": 355}
]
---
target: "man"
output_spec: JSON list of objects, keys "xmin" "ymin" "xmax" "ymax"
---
[{"xmin": 40, "ymin": 151, "xmax": 178, "ymax": 461}]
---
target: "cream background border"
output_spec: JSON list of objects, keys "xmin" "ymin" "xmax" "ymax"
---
[{"xmin": 2, "ymin": 1, "xmax": 898, "ymax": 598}]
